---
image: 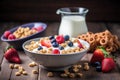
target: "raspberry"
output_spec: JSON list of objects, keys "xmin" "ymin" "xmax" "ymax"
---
[
  {"xmin": 52, "ymin": 49, "xmax": 60, "ymax": 54},
  {"xmin": 56, "ymin": 35, "xmax": 64, "ymax": 44},
  {"xmin": 8, "ymin": 34, "xmax": 16, "ymax": 40},
  {"xmin": 4, "ymin": 31, "xmax": 11, "ymax": 39}
]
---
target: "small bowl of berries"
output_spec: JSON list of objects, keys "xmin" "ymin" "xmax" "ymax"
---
[
  {"xmin": 22, "ymin": 35, "xmax": 90, "ymax": 71},
  {"xmin": 1, "ymin": 22, "xmax": 47, "ymax": 50}
]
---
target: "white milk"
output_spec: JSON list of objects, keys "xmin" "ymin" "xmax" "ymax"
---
[{"xmin": 59, "ymin": 16, "xmax": 88, "ymax": 37}]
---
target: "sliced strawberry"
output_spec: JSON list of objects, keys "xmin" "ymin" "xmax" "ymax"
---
[
  {"xmin": 8, "ymin": 34, "xmax": 16, "ymax": 40},
  {"xmin": 4, "ymin": 47, "xmax": 21, "ymax": 63},
  {"xmin": 77, "ymin": 40, "xmax": 83, "ymax": 48},
  {"xmin": 52, "ymin": 49, "xmax": 60, "ymax": 54},
  {"xmin": 4, "ymin": 31, "xmax": 11, "ymax": 38},
  {"xmin": 102, "ymin": 58, "xmax": 115, "ymax": 72},
  {"xmin": 41, "ymin": 39, "xmax": 51, "ymax": 48},
  {"xmin": 56, "ymin": 35, "xmax": 64, "ymax": 44}
]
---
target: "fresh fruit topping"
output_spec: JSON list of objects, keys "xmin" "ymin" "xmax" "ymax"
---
[
  {"xmin": 59, "ymin": 46, "xmax": 64, "ymax": 50},
  {"xmin": 64, "ymin": 35, "xmax": 70, "ymax": 41},
  {"xmin": 4, "ymin": 46, "xmax": 21, "ymax": 63},
  {"xmin": 52, "ymin": 49, "xmax": 60, "ymax": 54},
  {"xmin": 41, "ymin": 39, "xmax": 51, "ymax": 48},
  {"xmin": 36, "ymin": 26, "xmax": 43, "ymax": 31},
  {"xmin": 52, "ymin": 42, "xmax": 59, "ymax": 47},
  {"xmin": 51, "ymin": 39, "xmax": 56, "ymax": 43},
  {"xmin": 37, "ymin": 46, "xmax": 43, "ymax": 50},
  {"xmin": 96, "ymin": 66, "xmax": 102, "ymax": 72},
  {"xmin": 56, "ymin": 35, "xmax": 65, "ymax": 44},
  {"xmin": 8, "ymin": 34, "xmax": 16, "ymax": 40},
  {"xmin": 49, "ymin": 36, "xmax": 54, "ymax": 40},
  {"xmin": 90, "ymin": 47, "xmax": 108, "ymax": 63},
  {"xmin": 77, "ymin": 40, "xmax": 83, "ymax": 48},
  {"xmin": 68, "ymin": 41, "xmax": 73, "ymax": 47},
  {"xmin": 102, "ymin": 58, "xmax": 115, "ymax": 72},
  {"xmin": 94, "ymin": 62, "xmax": 101, "ymax": 67},
  {"xmin": 4, "ymin": 31, "xmax": 11, "ymax": 38},
  {"xmin": 31, "ymin": 27, "xmax": 38, "ymax": 31}
]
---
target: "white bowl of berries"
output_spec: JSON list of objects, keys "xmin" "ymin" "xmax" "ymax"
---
[
  {"xmin": 1, "ymin": 22, "xmax": 47, "ymax": 50},
  {"xmin": 22, "ymin": 35, "xmax": 90, "ymax": 71}
]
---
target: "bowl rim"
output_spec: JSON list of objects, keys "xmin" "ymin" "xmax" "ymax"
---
[
  {"xmin": 22, "ymin": 37, "xmax": 90, "ymax": 56},
  {"xmin": 1, "ymin": 22, "xmax": 47, "ymax": 42}
]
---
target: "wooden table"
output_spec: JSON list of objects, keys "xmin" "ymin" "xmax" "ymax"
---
[{"xmin": 0, "ymin": 22, "xmax": 120, "ymax": 80}]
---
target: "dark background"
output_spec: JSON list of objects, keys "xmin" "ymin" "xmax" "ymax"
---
[{"xmin": 0, "ymin": 0, "xmax": 120, "ymax": 22}]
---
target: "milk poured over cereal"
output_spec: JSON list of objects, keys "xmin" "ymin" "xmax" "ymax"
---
[{"xmin": 59, "ymin": 16, "xmax": 88, "ymax": 37}]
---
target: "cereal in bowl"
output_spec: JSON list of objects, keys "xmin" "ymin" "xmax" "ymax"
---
[{"xmin": 25, "ymin": 35, "xmax": 86, "ymax": 54}]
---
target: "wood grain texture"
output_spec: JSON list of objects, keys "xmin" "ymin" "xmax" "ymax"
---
[{"xmin": 0, "ymin": 0, "xmax": 120, "ymax": 22}]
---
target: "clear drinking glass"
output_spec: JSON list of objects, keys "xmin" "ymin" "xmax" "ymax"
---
[{"xmin": 56, "ymin": 7, "xmax": 89, "ymax": 37}]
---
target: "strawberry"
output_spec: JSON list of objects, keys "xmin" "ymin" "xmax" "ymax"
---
[
  {"xmin": 3, "ymin": 31, "xmax": 11, "ymax": 38},
  {"xmin": 8, "ymin": 34, "xmax": 16, "ymax": 40},
  {"xmin": 90, "ymin": 46, "xmax": 108, "ymax": 63},
  {"xmin": 52, "ymin": 49, "xmax": 60, "ymax": 54},
  {"xmin": 102, "ymin": 58, "xmax": 115, "ymax": 72},
  {"xmin": 40, "ymin": 39, "xmax": 51, "ymax": 48},
  {"xmin": 31, "ymin": 27, "xmax": 38, "ymax": 31},
  {"xmin": 56, "ymin": 35, "xmax": 64, "ymax": 44},
  {"xmin": 77, "ymin": 40, "xmax": 83, "ymax": 48},
  {"xmin": 4, "ymin": 47, "xmax": 21, "ymax": 63},
  {"xmin": 36, "ymin": 26, "xmax": 43, "ymax": 31}
]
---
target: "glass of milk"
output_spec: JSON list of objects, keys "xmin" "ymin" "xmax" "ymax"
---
[{"xmin": 56, "ymin": 7, "xmax": 89, "ymax": 37}]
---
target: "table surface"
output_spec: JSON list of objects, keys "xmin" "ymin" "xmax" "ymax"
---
[{"xmin": 0, "ymin": 22, "xmax": 120, "ymax": 80}]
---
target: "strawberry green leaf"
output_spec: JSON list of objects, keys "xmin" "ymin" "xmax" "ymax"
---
[{"xmin": 97, "ymin": 46, "xmax": 109, "ymax": 58}]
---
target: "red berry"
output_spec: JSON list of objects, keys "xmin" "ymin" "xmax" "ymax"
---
[
  {"xmin": 8, "ymin": 34, "xmax": 16, "ymax": 40},
  {"xmin": 102, "ymin": 58, "xmax": 115, "ymax": 72},
  {"xmin": 31, "ymin": 27, "xmax": 38, "ymax": 31},
  {"xmin": 77, "ymin": 40, "xmax": 83, "ymax": 48},
  {"xmin": 4, "ymin": 31, "xmax": 11, "ymax": 38},
  {"xmin": 40, "ymin": 39, "xmax": 51, "ymax": 48},
  {"xmin": 36, "ymin": 26, "xmax": 43, "ymax": 31},
  {"xmin": 56, "ymin": 35, "xmax": 64, "ymax": 44},
  {"xmin": 4, "ymin": 47, "xmax": 21, "ymax": 63},
  {"xmin": 90, "ymin": 49, "xmax": 104, "ymax": 63},
  {"xmin": 52, "ymin": 49, "xmax": 60, "ymax": 54}
]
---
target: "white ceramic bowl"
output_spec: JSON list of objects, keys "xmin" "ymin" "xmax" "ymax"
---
[{"xmin": 22, "ymin": 38, "xmax": 90, "ymax": 71}]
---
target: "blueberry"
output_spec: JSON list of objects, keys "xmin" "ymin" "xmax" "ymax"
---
[
  {"xmin": 37, "ymin": 46, "xmax": 43, "ymax": 50},
  {"xmin": 96, "ymin": 66, "xmax": 102, "ymax": 72},
  {"xmin": 59, "ymin": 46, "xmax": 64, "ymax": 50},
  {"xmin": 49, "ymin": 36, "xmax": 54, "ymax": 40},
  {"xmin": 94, "ymin": 62, "xmax": 101, "ymax": 67},
  {"xmin": 52, "ymin": 42, "xmax": 59, "ymax": 47},
  {"xmin": 68, "ymin": 42, "xmax": 73, "ymax": 47},
  {"xmin": 64, "ymin": 35, "xmax": 70, "ymax": 41},
  {"xmin": 51, "ymin": 39, "xmax": 56, "ymax": 43}
]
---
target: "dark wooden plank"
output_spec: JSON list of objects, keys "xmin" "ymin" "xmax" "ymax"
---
[
  {"xmin": 0, "ymin": 58, "xmax": 13, "ymax": 80},
  {"xmin": 106, "ymin": 23, "xmax": 120, "ymax": 39},
  {"xmin": 0, "ymin": 0, "xmax": 120, "ymax": 22},
  {"xmin": 10, "ymin": 52, "xmax": 39, "ymax": 80},
  {"xmin": 87, "ymin": 22, "xmax": 107, "ymax": 33},
  {"xmin": 45, "ymin": 22, "xmax": 59, "ymax": 36}
]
